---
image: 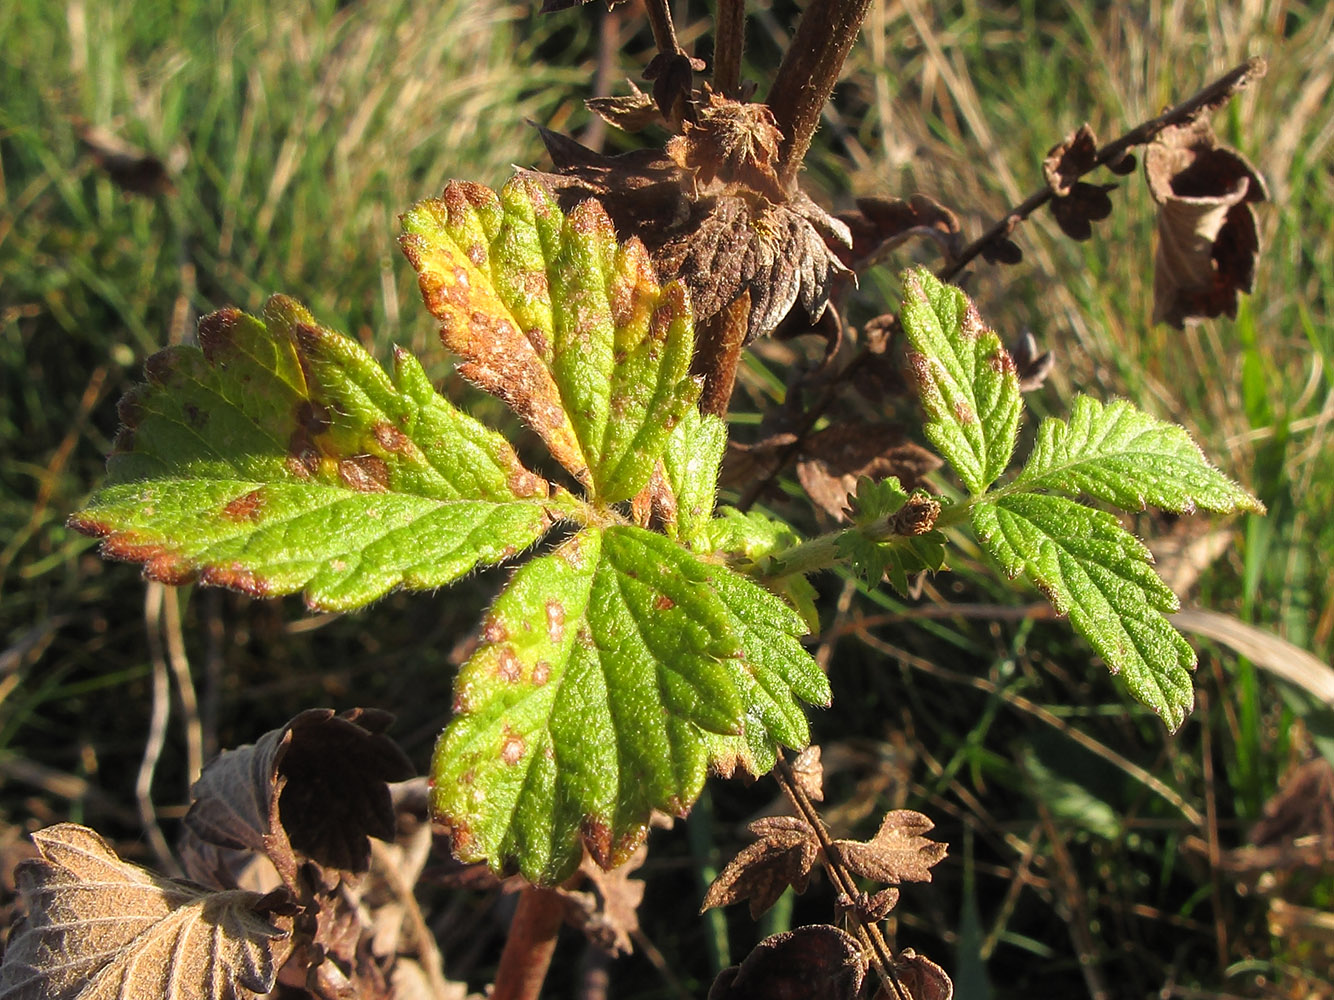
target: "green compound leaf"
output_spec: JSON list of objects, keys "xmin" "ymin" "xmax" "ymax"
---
[
  {"xmin": 401, "ymin": 176, "xmax": 700, "ymax": 505},
  {"xmin": 661, "ymin": 406, "xmax": 728, "ymax": 548},
  {"xmin": 838, "ymin": 477, "xmax": 947, "ymax": 595},
  {"xmin": 432, "ymin": 524, "xmax": 829, "ymax": 884},
  {"xmin": 1014, "ymin": 396, "xmax": 1264, "ymax": 514},
  {"xmin": 701, "ymin": 508, "xmax": 821, "ymax": 632},
  {"xmin": 69, "ymin": 297, "xmax": 555, "ymax": 612},
  {"xmin": 900, "ymin": 267, "xmax": 1021, "ymax": 495},
  {"xmin": 972, "ymin": 493, "xmax": 1196, "ymax": 730}
]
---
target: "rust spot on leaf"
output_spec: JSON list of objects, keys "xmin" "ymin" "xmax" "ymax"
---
[
  {"xmin": 197, "ymin": 308, "xmax": 243, "ymax": 362},
  {"xmin": 508, "ymin": 466, "xmax": 546, "ymax": 499},
  {"xmin": 532, "ymin": 661, "xmax": 551, "ymax": 686},
  {"xmin": 654, "ymin": 594, "xmax": 675, "ymax": 611},
  {"xmin": 500, "ymin": 728, "xmax": 526, "ymax": 766},
  {"xmin": 115, "ymin": 384, "xmax": 149, "ymax": 429},
  {"xmin": 372, "ymin": 422, "xmax": 410, "ymax": 453},
  {"xmin": 221, "ymin": 489, "xmax": 266, "ymax": 522},
  {"xmin": 987, "ymin": 349, "xmax": 1017, "ymax": 376},
  {"xmin": 495, "ymin": 646, "xmax": 522, "ymax": 683},
  {"xmin": 339, "ymin": 455, "xmax": 390, "ymax": 492},
  {"xmin": 143, "ymin": 349, "xmax": 177, "ymax": 386},
  {"xmin": 145, "ymin": 552, "xmax": 198, "ymax": 586},
  {"xmin": 199, "ymin": 563, "xmax": 271, "ymax": 598},
  {"xmin": 483, "ymin": 615, "xmax": 508, "ymax": 644},
  {"xmin": 953, "ymin": 400, "xmax": 976, "ymax": 425},
  {"xmin": 664, "ymin": 794, "xmax": 689, "ymax": 819},
  {"xmin": 582, "ymin": 815, "xmax": 614, "ymax": 869},
  {"xmin": 545, "ymin": 599, "xmax": 565, "ymax": 643},
  {"xmin": 961, "ymin": 303, "xmax": 985, "ymax": 339}
]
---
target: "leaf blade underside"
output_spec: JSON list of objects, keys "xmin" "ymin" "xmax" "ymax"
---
[{"xmin": 69, "ymin": 297, "xmax": 554, "ymax": 611}]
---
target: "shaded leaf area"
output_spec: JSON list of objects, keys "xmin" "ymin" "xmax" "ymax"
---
[
  {"xmin": 1014, "ymin": 396, "xmax": 1264, "ymax": 514},
  {"xmin": 181, "ymin": 708, "xmax": 413, "ymax": 891},
  {"xmin": 837, "ymin": 476, "xmax": 946, "ymax": 595},
  {"xmin": 1145, "ymin": 116, "xmax": 1268, "ymax": 328},
  {"xmin": 521, "ymin": 104, "xmax": 851, "ymax": 345},
  {"xmin": 900, "ymin": 268, "xmax": 1021, "ymax": 496},
  {"xmin": 709, "ymin": 925, "xmax": 866, "ymax": 1000},
  {"xmin": 400, "ymin": 175, "xmax": 699, "ymax": 504},
  {"xmin": 431, "ymin": 525, "xmax": 829, "ymax": 884},
  {"xmin": 69, "ymin": 297, "xmax": 554, "ymax": 612},
  {"xmin": 972, "ymin": 493, "xmax": 1197, "ymax": 730},
  {"xmin": 0, "ymin": 825, "xmax": 293, "ymax": 1000}
]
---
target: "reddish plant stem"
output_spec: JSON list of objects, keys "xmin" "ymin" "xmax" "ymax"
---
[
  {"xmin": 738, "ymin": 57, "xmax": 1267, "ymax": 509},
  {"xmin": 766, "ymin": 0, "xmax": 874, "ymax": 190},
  {"xmin": 644, "ymin": 0, "xmax": 681, "ymax": 58},
  {"xmin": 491, "ymin": 885, "xmax": 566, "ymax": 1000},
  {"xmin": 713, "ymin": 0, "xmax": 746, "ymax": 96}
]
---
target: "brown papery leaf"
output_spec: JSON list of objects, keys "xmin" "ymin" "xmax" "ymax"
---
[
  {"xmin": 873, "ymin": 949, "xmax": 954, "ymax": 1000},
  {"xmin": 182, "ymin": 708, "xmax": 413, "ymax": 889},
  {"xmin": 0, "ymin": 824, "xmax": 293, "ymax": 1000},
  {"xmin": 837, "ymin": 194, "xmax": 963, "ymax": 270},
  {"xmin": 1043, "ymin": 123, "xmax": 1098, "ymax": 197},
  {"xmin": 643, "ymin": 50, "xmax": 705, "ymax": 127},
  {"xmin": 1145, "ymin": 115, "xmax": 1268, "ymax": 328},
  {"xmin": 702, "ymin": 816, "xmax": 819, "ymax": 919},
  {"xmin": 666, "ymin": 91, "xmax": 785, "ymax": 203},
  {"xmin": 559, "ymin": 844, "xmax": 649, "ymax": 956},
  {"xmin": 1050, "ymin": 181, "xmax": 1116, "ymax": 241},
  {"xmin": 708, "ymin": 925, "xmax": 866, "ymax": 1000},
  {"xmin": 980, "ymin": 236, "xmax": 1023, "ymax": 265},
  {"xmin": 586, "ymin": 81, "xmax": 664, "ymax": 133},
  {"xmin": 1008, "ymin": 331, "xmax": 1055, "ymax": 392},
  {"xmin": 831, "ymin": 809, "xmax": 947, "ymax": 885},
  {"xmin": 790, "ymin": 745, "xmax": 825, "ymax": 802},
  {"xmin": 795, "ymin": 422, "xmax": 942, "ymax": 521}
]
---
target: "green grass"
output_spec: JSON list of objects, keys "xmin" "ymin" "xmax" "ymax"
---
[{"xmin": 3, "ymin": 0, "xmax": 1333, "ymax": 997}]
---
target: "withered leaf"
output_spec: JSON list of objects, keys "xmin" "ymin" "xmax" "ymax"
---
[
  {"xmin": 643, "ymin": 50, "xmax": 705, "ymax": 127},
  {"xmin": 76, "ymin": 122, "xmax": 175, "ymax": 197},
  {"xmin": 701, "ymin": 816, "xmax": 819, "ymax": 919},
  {"xmin": 1008, "ymin": 331, "xmax": 1055, "ymax": 392},
  {"xmin": 586, "ymin": 81, "xmax": 664, "ymax": 134},
  {"xmin": 708, "ymin": 925, "xmax": 866, "ymax": 1000},
  {"xmin": 1050, "ymin": 181, "xmax": 1116, "ymax": 241},
  {"xmin": 790, "ymin": 745, "xmax": 825, "ymax": 803},
  {"xmin": 182, "ymin": 708, "xmax": 413, "ymax": 888},
  {"xmin": 1043, "ymin": 124, "xmax": 1098, "ymax": 197},
  {"xmin": 794, "ymin": 422, "xmax": 942, "ymax": 521},
  {"xmin": 980, "ymin": 236, "xmax": 1023, "ymax": 265},
  {"xmin": 830, "ymin": 810, "xmax": 947, "ymax": 885},
  {"xmin": 1144, "ymin": 115, "xmax": 1268, "ymax": 328},
  {"xmin": 837, "ymin": 194, "xmax": 963, "ymax": 271},
  {"xmin": 0, "ymin": 824, "xmax": 293, "ymax": 1000},
  {"xmin": 560, "ymin": 845, "xmax": 649, "ymax": 956},
  {"xmin": 666, "ymin": 91, "xmax": 785, "ymax": 204},
  {"xmin": 875, "ymin": 949, "xmax": 954, "ymax": 1000},
  {"xmin": 862, "ymin": 886, "xmax": 900, "ymax": 921},
  {"xmin": 1249, "ymin": 756, "xmax": 1334, "ymax": 849}
]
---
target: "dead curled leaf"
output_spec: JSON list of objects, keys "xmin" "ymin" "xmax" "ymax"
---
[
  {"xmin": 793, "ymin": 422, "xmax": 942, "ymax": 521},
  {"xmin": 708, "ymin": 925, "xmax": 866, "ymax": 1000},
  {"xmin": 829, "ymin": 810, "xmax": 948, "ymax": 885},
  {"xmin": 875, "ymin": 950, "xmax": 954, "ymax": 1000},
  {"xmin": 555, "ymin": 845, "xmax": 649, "ymax": 956},
  {"xmin": 180, "ymin": 708, "xmax": 414, "ymax": 891},
  {"xmin": 836, "ymin": 195, "xmax": 963, "ymax": 271},
  {"xmin": 1144, "ymin": 115, "xmax": 1268, "ymax": 328},
  {"xmin": 0, "ymin": 824, "xmax": 293, "ymax": 1000},
  {"xmin": 701, "ymin": 816, "xmax": 819, "ymax": 919}
]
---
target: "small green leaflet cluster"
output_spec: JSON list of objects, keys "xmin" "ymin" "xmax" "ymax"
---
[
  {"xmin": 71, "ymin": 176, "xmax": 829, "ymax": 885},
  {"xmin": 837, "ymin": 476, "xmax": 946, "ymax": 596},
  {"xmin": 899, "ymin": 268, "xmax": 1263, "ymax": 731}
]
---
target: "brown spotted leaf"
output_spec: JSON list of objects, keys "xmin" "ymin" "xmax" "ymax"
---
[
  {"xmin": 0, "ymin": 824, "xmax": 293, "ymax": 1000},
  {"xmin": 702, "ymin": 816, "xmax": 820, "ymax": 919},
  {"xmin": 400, "ymin": 175, "xmax": 700, "ymax": 504},
  {"xmin": 830, "ymin": 810, "xmax": 947, "ymax": 885},
  {"xmin": 68, "ymin": 297, "xmax": 557, "ymax": 612},
  {"xmin": 182, "ymin": 709, "xmax": 413, "ymax": 890},
  {"xmin": 708, "ymin": 925, "xmax": 866, "ymax": 1000},
  {"xmin": 1144, "ymin": 116, "xmax": 1268, "ymax": 327}
]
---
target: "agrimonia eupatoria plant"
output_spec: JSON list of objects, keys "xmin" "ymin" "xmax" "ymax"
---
[{"xmin": 4, "ymin": 3, "xmax": 1271, "ymax": 998}]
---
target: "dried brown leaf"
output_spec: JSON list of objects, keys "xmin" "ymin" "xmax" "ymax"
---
[
  {"xmin": 980, "ymin": 236, "xmax": 1023, "ymax": 265},
  {"xmin": 831, "ymin": 810, "xmax": 947, "ymax": 885},
  {"xmin": 1144, "ymin": 116, "xmax": 1268, "ymax": 328},
  {"xmin": 1043, "ymin": 124, "xmax": 1098, "ymax": 197},
  {"xmin": 643, "ymin": 50, "xmax": 705, "ymax": 127},
  {"xmin": 701, "ymin": 816, "xmax": 819, "ymax": 919},
  {"xmin": 790, "ymin": 745, "xmax": 825, "ymax": 803},
  {"xmin": 182, "ymin": 709, "xmax": 413, "ymax": 889},
  {"xmin": 794, "ymin": 422, "xmax": 942, "ymax": 521},
  {"xmin": 837, "ymin": 194, "xmax": 963, "ymax": 270},
  {"xmin": 0, "ymin": 824, "xmax": 293, "ymax": 1000},
  {"xmin": 1250, "ymin": 757, "xmax": 1334, "ymax": 848},
  {"xmin": 876, "ymin": 949, "xmax": 954, "ymax": 1000},
  {"xmin": 862, "ymin": 886, "xmax": 900, "ymax": 921},
  {"xmin": 1050, "ymin": 181, "xmax": 1117, "ymax": 241},
  {"xmin": 666, "ymin": 92, "xmax": 785, "ymax": 203},
  {"xmin": 560, "ymin": 844, "xmax": 649, "ymax": 956},
  {"xmin": 76, "ymin": 123, "xmax": 176, "ymax": 197},
  {"xmin": 708, "ymin": 925, "xmax": 866, "ymax": 1000},
  {"xmin": 1008, "ymin": 331, "xmax": 1055, "ymax": 392},
  {"xmin": 586, "ymin": 82, "xmax": 664, "ymax": 133}
]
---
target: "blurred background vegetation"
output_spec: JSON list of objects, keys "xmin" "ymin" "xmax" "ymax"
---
[{"xmin": 1, "ymin": 0, "xmax": 1331, "ymax": 997}]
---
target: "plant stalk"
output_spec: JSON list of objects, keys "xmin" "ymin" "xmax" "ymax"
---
[
  {"xmin": 766, "ymin": 0, "xmax": 874, "ymax": 190},
  {"xmin": 713, "ymin": 0, "xmax": 746, "ymax": 96},
  {"xmin": 491, "ymin": 885, "xmax": 566, "ymax": 1000}
]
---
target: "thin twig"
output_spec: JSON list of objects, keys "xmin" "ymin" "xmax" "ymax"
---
[
  {"xmin": 1196, "ymin": 688, "xmax": 1231, "ymax": 975},
  {"xmin": 1038, "ymin": 803, "xmax": 1111, "ymax": 1000},
  {"xmin": 713, "ymin": 0, "xmax": 746, "ymax": 96},
  {"xmin": 162, "ymin": 586, "xmax": 202, "ymax": 787},
  {"xmin": 643, "ymin": 0, "xmax": 680, "ymax": 59},
  {"xmin": 139, "ymin": 582, "xmax": 182, "ymax": 877}
]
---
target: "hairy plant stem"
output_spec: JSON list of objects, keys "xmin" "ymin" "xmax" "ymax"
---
[
  {"xmin": 713, "ymin": 0, "xmax": 746, "ymax": 96},
  {"xmin": 739, "ymin": 57, "xmax": 1267, "ymax": 509},
  {"xmin": 644, "ymin": 0, "xmax": 681, "ymax": 58},
  {"xmin": 766, "ymin": 0, "xmax": 874, "ymax": 190},
  {"xmin": 772, "ymin": 753, "xmax": 910, "ymax": 1000},
  {"xmin": 491, "ymin": 886, "xmax": 566, "ymax": 1000}
]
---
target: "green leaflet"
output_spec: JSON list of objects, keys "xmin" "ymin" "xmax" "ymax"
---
[
  {"xmin": 69, "ymin": 297, "xmax": 554, "ymax": 611},
  {"xmin": 971, "ymin": 493, "xmax": 1196, "ymax": 730},
  {"xmin": 900, "ymin": 268, "xmax": 1021, "ymax": 495},
  {"xmin": 400, "ymin": 176, "xmax": 700, "ymax": 505},
  {"xmin": 661, "ymin": 406, "xmax": 728, "ymax": 548},
  {"xmin": 432, "ymin": 524, "xmax": 829, "ymax": 884},
  {"xmin": 1014, "ymin": 396, "xmax": 1264, "ymax": 514},
  {"xmin": 837, "ymin": 476, "xmax": 946, "ymax": 594}
]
